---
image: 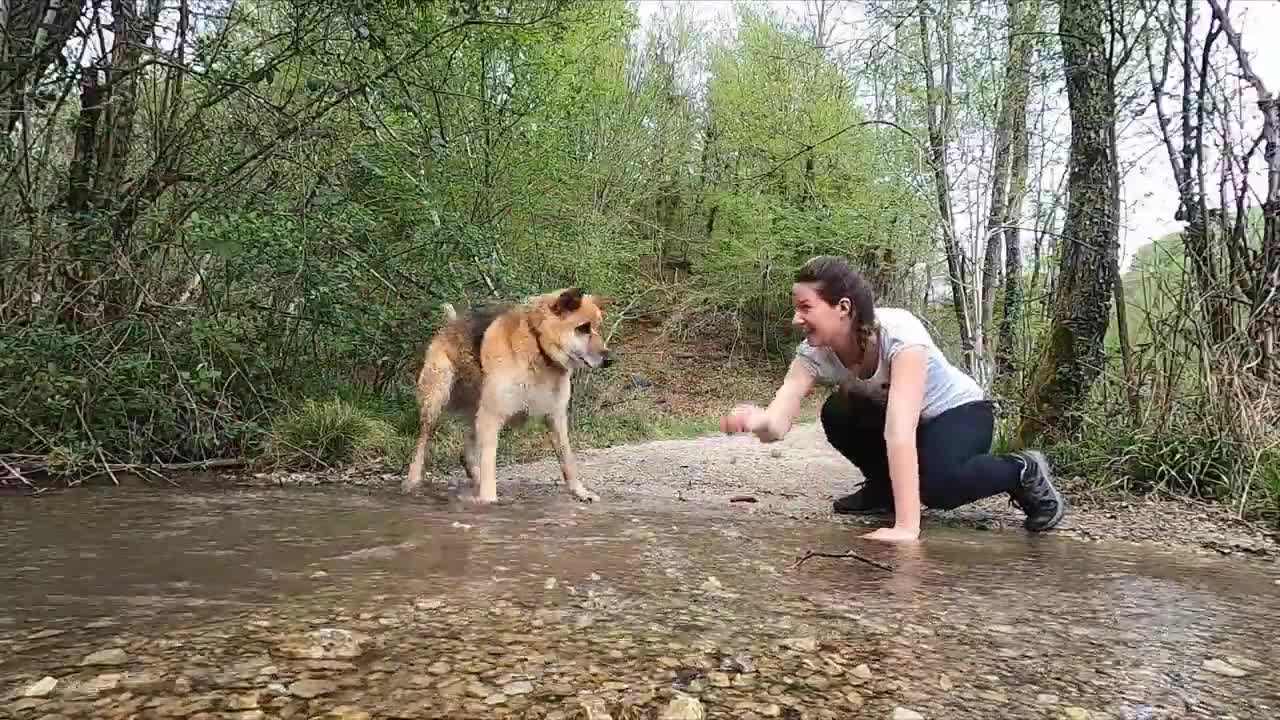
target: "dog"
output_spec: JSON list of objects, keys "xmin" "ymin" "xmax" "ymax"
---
[{"xmin": 401, "ymin": 287, "xmax": 614, "ymax": 505}]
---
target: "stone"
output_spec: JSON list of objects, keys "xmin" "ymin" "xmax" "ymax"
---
[
  {"xmin": 226, "ymin": 712, "xmax": 265, "ymax": 720},
  {"xmin": 1063, "ymin": 708, "xmax": 1091, "ymax": 720},
  {"xmin": 484, "ymin": 693, "xmax": 507, "ymax": 705},
  {"xmin": 287, "ymin": 679, "xmax": 337, "ymax": 698},
  {"xmin": 707, "ymin": 671, "xmax": 731, "ymax": 688},
  {"xmin": 227, "ymin": 692, "xmax": 260, "ymax": 710},
  {"xmin": 780, "ymin": 637, "xmax": 817, "ymax": 652},
  {"xmin": 80, "ymin": 648, "xmax": 128, "ymax": 666},
  {"xmin": 659, "ymin": 694, "xmax": 705, "ymax": 720},
  {"xmin": 892, "ymin": 708, "xmax": 925, "ymax": 720},
  {"xmin": 503, "ymin": 680, "xmax": 534, "ymax": 695},
  {"xmin": 23, "ymin": 677, "xmax": 57, "ymax": 698},
  {"xmin": 845, "ymin": 690, "xmax": 865, "ymax": 707},
  {"xmin": 276, "ymin": 628, "xmax": 369, "ymax": 659},
  {"xmin": 1036, "ymin": 694, "xmax": 1060, "ymax": 705},
  {"xmin": 938, "ymin": 674, "xmax": 953, "ymax": 691},
  {"xmin": 575, "ymin": 697, "xmax": 613, "ymax": 720},
  {"xmin": 427, "ymin": 660, "xmax": 451, "ymax": 675},
  {"xmin": 851, "ymin": 664, "xmax": 873, "ymax": 680},
  {"xmin": 1202, "ymin": 659, "xmax": 1248, "ymax": 677}
]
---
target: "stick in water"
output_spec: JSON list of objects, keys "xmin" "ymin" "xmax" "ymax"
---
[{"xmin": 791, "ymin": 549, "xmax": 894, "ymax": 572}]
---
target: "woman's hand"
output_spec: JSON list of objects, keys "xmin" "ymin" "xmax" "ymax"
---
[
  {"xmin": 720, "ymin": 403, "xmax": 767, "ymax": 435},
  {"xmin": 862, "ymin": 526, "xmax": 920, "ymax": 543}
]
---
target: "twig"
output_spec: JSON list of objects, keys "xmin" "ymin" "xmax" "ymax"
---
[
  {"xmin": 0, "ymin": 457, "xmax": 35, "ymax": 488},
  {"xmin": 791, "ymin": 549, "xmax": 894, "ymax": 572}
]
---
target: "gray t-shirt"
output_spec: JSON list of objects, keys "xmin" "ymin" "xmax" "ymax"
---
[{"xmin": 793, "ymin": 306, "xmax": 984, "ymax": 421}]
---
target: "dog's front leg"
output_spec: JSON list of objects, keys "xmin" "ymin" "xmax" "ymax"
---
[
  {"xmin": 471, "ymin": 408, "xmax": 504, "ymax": 505},
  {"xmin": 547, "ymin": 410, "xmax": 597, "ymax": 503}
]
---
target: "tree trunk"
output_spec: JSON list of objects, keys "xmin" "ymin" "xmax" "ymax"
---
[
  {"xmin": 918, "ymin": 0, "xmax": 975, "ymax": 368},
  {"xmin": 1015, "ymin": 0, "xmax": 1119, "ymax": 447},
  {"xmin": 1205, "ymin": 0, "xmax": 1279, "ymax": 377},
  {"xmin": 995, "ymin": 0, "xmax": 1040, "ymax": 381}
]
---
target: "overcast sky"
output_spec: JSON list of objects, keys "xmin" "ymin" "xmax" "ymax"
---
[{"xmin": 634, "ymin": 0, "xmax": 1280, "ymax": 272}]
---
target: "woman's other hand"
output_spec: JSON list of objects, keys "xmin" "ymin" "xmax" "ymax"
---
[
  {"xmin": 862, "ymin": 526, "xmax": 920, "ymax": 543},
  {"xmin": 720, "ymin": 403, "xmax": 767, "ymax": 435}
]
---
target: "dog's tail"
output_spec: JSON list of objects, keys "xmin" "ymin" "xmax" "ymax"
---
[{"xmin": 440, "ymin": 302, "xmax": 458, "ymax": 323}]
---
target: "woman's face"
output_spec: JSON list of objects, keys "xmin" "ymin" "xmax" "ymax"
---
[{"xmin": 791, "ymin": 282, "xmax": 852, "ymax": 348}]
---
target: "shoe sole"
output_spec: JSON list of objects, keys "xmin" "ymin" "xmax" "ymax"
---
[{"xmin": 1020, "ymin": 450, "xmax": 1066, "ymax": 532}]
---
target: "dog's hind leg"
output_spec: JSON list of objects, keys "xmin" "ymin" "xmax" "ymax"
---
[
  {"xmin": 459, "ymin": 420, "xmax": 480, "ymax": 488},
  {"xmin": 403, "ymin": 347, "xmax": 454, "ymax": 495}
]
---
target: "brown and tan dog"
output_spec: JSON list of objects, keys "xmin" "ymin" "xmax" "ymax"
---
[{"xmin": 401, "ymin": 288, "xmax": 614, "ymax": 504}]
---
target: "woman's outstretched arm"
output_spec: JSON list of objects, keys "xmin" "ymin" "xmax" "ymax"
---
[{"xmin": 720, "ymin": 358, "xmax": 816, "ymax": 442}]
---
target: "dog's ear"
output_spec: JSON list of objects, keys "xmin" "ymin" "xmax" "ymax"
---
[{"xmin": 552, "ymin": 287, "xmax": 584, "ymax": 316}]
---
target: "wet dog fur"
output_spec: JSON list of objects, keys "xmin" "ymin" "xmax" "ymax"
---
[{"xmin": 401, "ymin": 288, "xmax": 614, "ymax": 504}]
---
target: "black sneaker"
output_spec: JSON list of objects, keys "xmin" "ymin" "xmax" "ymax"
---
[
  {"xmin": 833, "ymin": 485, "xmax": 894, "ymax": 515},
  {"xmin": 1008, "ymin": 450, "xmax": 1066, "ymax": 532}
]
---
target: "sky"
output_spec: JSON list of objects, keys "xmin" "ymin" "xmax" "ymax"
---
[{"xmin": 633, "ymin": 0, "xmax": 1280, "ymax": 273}]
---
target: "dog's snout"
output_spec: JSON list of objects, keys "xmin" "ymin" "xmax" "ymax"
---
[{"xmin": 601, "ymin": 350, "xmax": 615, "ymax": 368}]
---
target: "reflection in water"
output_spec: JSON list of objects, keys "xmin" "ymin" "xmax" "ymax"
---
[{"xmin": 1, "ymin": 487, "xmax": 1278, "ymax": 719}]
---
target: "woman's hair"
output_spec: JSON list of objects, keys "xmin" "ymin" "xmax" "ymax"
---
[{"xmin": 794, "ymin": 254, "xmax": 878, "ymax": 355}]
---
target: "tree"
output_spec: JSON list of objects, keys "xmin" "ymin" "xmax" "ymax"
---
[{"xmin": 1015, "ymin": 0, "xmax": 1119, "ymax": 446}]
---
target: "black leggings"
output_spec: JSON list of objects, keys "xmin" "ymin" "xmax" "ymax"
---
[{"xmin": 820, "ymin": 391, "xmax": 1022, "ymax": 510}]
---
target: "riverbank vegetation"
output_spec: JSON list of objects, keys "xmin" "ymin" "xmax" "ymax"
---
[{"xmin": 2, "ymin": 0, "xmax": 1276, "ymax": 523}]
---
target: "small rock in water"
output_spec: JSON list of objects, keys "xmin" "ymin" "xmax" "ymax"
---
[
  {"xmin": 317, "ymin": 707, "xmax": 371, "ymax": 720},
  {"xmin": 720, "ymin": 654, "xmax": 756, "ymax": 673},
  {"xmin": 23, "ymin": 676, "xmax": 58, "ymax": 697},
  {"xmin": 844, "ymin": 690, "xmax": 865, "ymax": 707},
  {"xmin": 701, "ymin": 576, "xmax": 722, "ymax": 591},
  {"xmin": 892, "ymin": 708, "xmax": 925, "ymax": 720},
  {"xmin": 545, "ymin": 577, "xmax": 558, "ymax": 590},
  {"xmin": 277, "ymin": 628, "xmax": 369, "ymax": 659},
  {"xmin": 227, "ymin": 691, "xmax": 260, "ymax": 710},
  {"xmin": 1202, "ymin": 658, "xmax": 1248, "ymax": 677},
  {"xmin": 80, "ymin": 648, "xmax": 128, "ymax": 666},
  {"xmin": 851, "ymin": 663, "xmax": 874, "ymax": 680},
  {"xmin": 1036, "ymin": 693, "xmax": 1060, "ymax": 705},
  {"xmin": 938, "ymin": 674, "xmax": 953, "ymax": 691},
  {"xmin": 660, "ymin": 693, "xmax": 705, "ymax": 720},
  {"xmin": 288, "ymin": 678, "xmax": 338, "ymax": 698},
  {"xmin": 1063, "ymin": 708, "xmax": 1092, "ymax": 720},
  {"xmin": 575, "ymin": 697, "xmax": 613, "ymax": 720},
  {"xmin": 503, "ymin": 680, "xmax": 534, "ymax": 695},
  {"xmin": 780, "ymin": 637, "xmax": 817, "ymax": 652}
]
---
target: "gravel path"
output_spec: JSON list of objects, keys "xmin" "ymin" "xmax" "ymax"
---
[{"xmin": 366, "ymin": 421, "xmax": 1278, "ymax": 563}]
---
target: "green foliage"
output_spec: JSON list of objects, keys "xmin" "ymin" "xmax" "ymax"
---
[{"xmin": 261, "ymin": 398, "xmax": 401, "ymax": 469}]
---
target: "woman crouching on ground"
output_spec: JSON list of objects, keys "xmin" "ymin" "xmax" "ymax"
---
[{"xmin": 719, "ymin": 255, "xmax": 1067, "ymax": 543}]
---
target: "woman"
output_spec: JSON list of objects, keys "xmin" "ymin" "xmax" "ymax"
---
[{"xmin": 719, "ymin": 255, "xmax": 1066, "ymax": 543}]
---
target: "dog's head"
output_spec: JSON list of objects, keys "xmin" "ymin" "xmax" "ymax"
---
[{"xmin": 532, "ymin": 287, "xmax": 614, "ymax": 370}]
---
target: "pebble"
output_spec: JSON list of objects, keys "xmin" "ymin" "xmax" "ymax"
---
[
  {"xmin": 892, "ymin": 708, "xmax": 925, "ymax": 720},
  {"xmin": 1202, "ymin": 659, "xmax": 1248, "ymax": 677},
  {"xmin": 22, "ymin": 676, "xmax": 57, "ymax": 697},
  {"xmin": 79, "ymin": 648, "xmax": 127, "ymax": 666},
  {"xmin": 503, "ymin": 680, "xmax": 534, "ymax": 695},
  {"xmin": 780, "ymin": 637, "xmax": 817, "ymax": 652},
  {"xmin": 660, "ymin": 693, "xmax": 706, "ymax": 720},
  {"xmin": 288, "ymin": 679, "xmax": 337, "ymax": 698}
]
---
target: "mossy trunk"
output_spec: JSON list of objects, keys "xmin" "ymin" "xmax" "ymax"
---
[{"xmin": 1015, "ymin": 0, "xmax": 1118, "ymax": 448}]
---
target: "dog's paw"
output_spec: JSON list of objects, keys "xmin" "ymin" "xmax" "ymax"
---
[
  {"xmin": 462, "ymin": 492, "xmax": 498, "ymax": 506},
  {"xmin": 571, "ymin": 487, "xmax": 600, "ymax": 503}
]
